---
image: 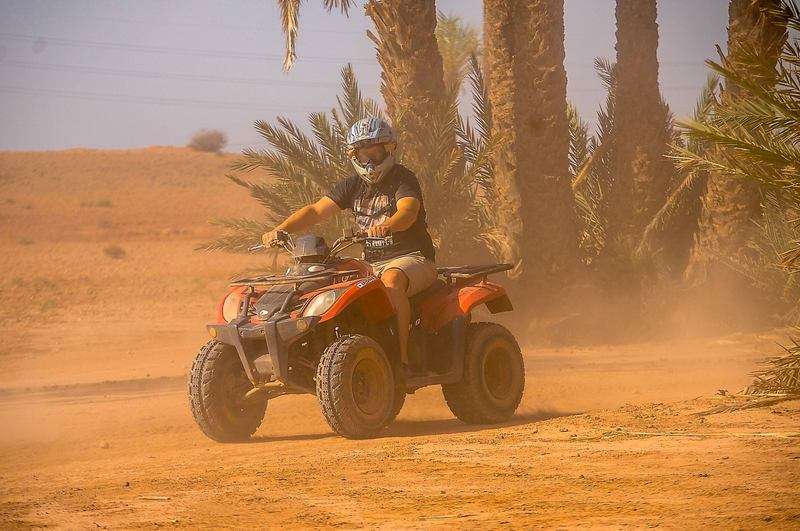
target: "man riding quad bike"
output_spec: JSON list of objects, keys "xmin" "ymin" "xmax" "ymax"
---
[{"xmin": 188, "ymin": 118, "xmax": 525, "ymax": 440}]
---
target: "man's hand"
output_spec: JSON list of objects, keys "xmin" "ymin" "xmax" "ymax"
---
[
  {"xmin": 261, "ymin": 229, "xmax": 284, "ymax": 246},
  {"xmin": 367, "ymin": 222, "xmax": 392, "ymax": 237},
  {"xmin": 260, "ymin": 197, "xmax": 342, "ymax": 246}
]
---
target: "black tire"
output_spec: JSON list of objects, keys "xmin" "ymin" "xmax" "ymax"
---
[
  {"xmin": 188, "ymin": 340, "xmax": 267, "ymax": 442},
  {"xmin": 442, "ymin": 322, "xmax": 525, "ymax": 424},
  {"xmin": 316, "ymin": 334, "xmax": 395, "ymax": 439}
]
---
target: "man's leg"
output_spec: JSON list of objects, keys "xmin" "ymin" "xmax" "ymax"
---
[{"xmin": 380, "ymin": 268, "xmax": 411, "ymax": 366}]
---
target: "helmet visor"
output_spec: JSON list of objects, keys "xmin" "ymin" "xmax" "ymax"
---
[{"xmin": 354, "ymin": 143, "xmax": 388, "ymax": 164}]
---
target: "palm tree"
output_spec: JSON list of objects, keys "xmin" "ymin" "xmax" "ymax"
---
[
  {"xmin": 687, "ymin": 0, "xmax": 786, "ymax": 280},
  {"xmin": 435, "ymin": 12, "xmax": 481, "ymax": 92},
  {"xmin": 676, "ymin": 0, "xmax": 798, "ymax": 395},
  {"xmin": 608, "ymin": 0, "xmax": 672, "ymax": 246},
  {"xmin": 200, "ymin": 64, "xmax": 494, "ymax": 265},
  {"xmin": 481, "ymin": 1, "xmax": 577, "ymax": 298},
  {"xmin": 675, "ymin": 1, "xmax": 794, "ymax": 294},
  {"xmin": 365, "ymin": 0, "xmax": 450, "ymax": 175}
]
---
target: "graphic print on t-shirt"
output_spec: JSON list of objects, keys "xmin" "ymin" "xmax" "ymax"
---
[
  {"xmin": 324, "ymin": 165, "xmax": 436, "ymax": 262},
  {"xmin": 352, "ymin": 192, "xmax": 391, "ymax": 232}
]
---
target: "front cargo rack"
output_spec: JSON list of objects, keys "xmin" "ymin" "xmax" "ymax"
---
[{"xmin": 229, "ymin": 269, "xmax": 362, "ymax": 287}]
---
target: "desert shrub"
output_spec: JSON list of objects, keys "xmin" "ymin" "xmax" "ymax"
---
[
  {"xmin": 81, "ymin": 199, "xmax": 113, "ymax": 208},
  {"xmin": 103, "ymin": 244, "xmax": 126, "ymax": 259},
  {"xmin": 188, "ymin": 129, "xmax": 228, "ymax": 153},
  {"xmin": 17, "ymin": 237, "xmax": 33, "ymax": 245}
]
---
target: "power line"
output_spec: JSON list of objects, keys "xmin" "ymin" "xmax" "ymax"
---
[
  {"xmin": 0, "ymin": 85, "xmax": 328, "ymax": 113},
  {"xmin": 19, "ymin": 13, "xmax": 367, "ymax": 36},
  {"xmin": 0, "ymin": 60, "xmax": 379, "ymax": 89},
  {"xmin": 0, "ymin": 33, "xmax": 379, "ymax": 65},
  {"xmin": 0, "ymin": 60, "xmax": 702, "ymax": 95},
  {"xmin": 0, "ymin": 33, "xmax": 706, "ymax": 69},
  {"xmin": 0, "ymin": 82, "xmax": 706, "ymax": 117}
]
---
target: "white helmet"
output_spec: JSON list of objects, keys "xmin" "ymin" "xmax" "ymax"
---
[{"xmin": 346, "ymin": 117, "xmax": 397, "ymax": 185}]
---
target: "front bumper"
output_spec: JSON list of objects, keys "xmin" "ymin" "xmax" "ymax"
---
[{"xmin": 207, "ymin": 315, "xmax": 320, "ymax": 385}]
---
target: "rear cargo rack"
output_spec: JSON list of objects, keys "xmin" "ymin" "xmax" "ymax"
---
[{"xmin": 436, "ymin": 263, "xmax": 513, "ymax": 280}]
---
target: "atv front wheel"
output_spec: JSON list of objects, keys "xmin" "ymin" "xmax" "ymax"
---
[
  {"xmin": 316, "ymin": 334, "xmax": 395, "ymax": 439},
  {"xmin": 442, "ymin": 322, "xmax": 524, "ymax": 424},
  {"xmin": 188, "ymin": 340, "xmax": 267, "ymax": 442}
]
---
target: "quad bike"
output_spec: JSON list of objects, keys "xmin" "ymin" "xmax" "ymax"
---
[{"xmin": 188, "ymin": 231, "xmax": 525, "ymax": 441}]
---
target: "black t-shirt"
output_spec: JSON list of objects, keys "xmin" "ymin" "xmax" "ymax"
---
[{"xmin": 326, "ymin": 164, "xmax": 436, "ymax": 263}]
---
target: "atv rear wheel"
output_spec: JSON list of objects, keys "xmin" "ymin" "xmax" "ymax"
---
[
  {"xmin": 316, "ymin": 334, "xmax": 395, "ymax": 439},
  {"xmin": 442, "ymin": 322, "xmax": 524, "ymax": 424},
  {"xmin": 188, "ymin": 340, "xmax": 267, "ymax": 442}
]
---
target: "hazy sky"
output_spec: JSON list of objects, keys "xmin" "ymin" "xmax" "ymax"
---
[{"xmin": 0, "ymin": 0, "xmax": 728, "ymax": 151}]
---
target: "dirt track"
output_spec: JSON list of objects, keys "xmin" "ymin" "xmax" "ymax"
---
[
  {"xmin": 1, "ymin": 149, "xmax": 799, "ymax": 528},
  {"xmin": 2, "ymin": 323, "xmax": 798, "ymax": 528}
]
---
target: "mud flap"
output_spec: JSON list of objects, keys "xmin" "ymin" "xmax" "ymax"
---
[{"xmin": 405, "ymin": 315, "xmax": 467, "ymax": 390}]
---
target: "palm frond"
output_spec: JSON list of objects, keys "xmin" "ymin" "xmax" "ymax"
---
[
  {"xmin": 635, "ymin": 170, "xmax": 706, "ymax": 258},
  {"xmin": 278, "ymin": 0, "xmax": 353, "ymax": 71},
  {"xmin": 197, "ymin": 217, "xmax": 273, "ymax": 253},
  {"xmin": 747, "ymin": 330, "xmax": 800, "ymax": 394},
  {"xmin": 637, "ymin": 74, "xmax": 721, "ymax": 257},
  {"xmin": 567, "ymin": 103, "xmax": 590, "ymax": 178},
  {"xmin": 322, "ymin": 0, "xmax": 352, "ymax": 14},
  {"xmin": 435, "ymin": 11, "xmax": 481, "ymax": 92},
  {"xmin": 277, "ymin": 0, "xmax": 301, "ymax": 72}
]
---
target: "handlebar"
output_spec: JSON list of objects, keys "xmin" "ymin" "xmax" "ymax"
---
[
  {"xmin": 248, "ymin": 230, "xmax": 381, "ymax": 259},
  {"xmin": 248, "ymin": 230, "xmax": 292, "ymax": 253}
]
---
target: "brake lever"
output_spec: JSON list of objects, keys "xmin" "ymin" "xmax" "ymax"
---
[{"xmin": 248, "ymin": 239, "xmax": 285, "ymax": 252}]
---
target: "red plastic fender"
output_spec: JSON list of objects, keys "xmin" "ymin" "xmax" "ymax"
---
[
  {"xmin": 421, "ymin": 281, "xmax": 509, "ymax": 331},
  {"xmin": 318, "ymin": 275, "xmax": 395, "ymax": 324}
]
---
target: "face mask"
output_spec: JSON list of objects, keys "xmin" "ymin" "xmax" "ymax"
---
[{"xmin": 351, "ymin": 154, "xmax": 395, "ymax": 185}]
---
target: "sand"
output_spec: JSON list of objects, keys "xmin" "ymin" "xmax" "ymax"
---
[{"xmin": 0, "ymin": 148, "xmax": 797, "ymax": 528}]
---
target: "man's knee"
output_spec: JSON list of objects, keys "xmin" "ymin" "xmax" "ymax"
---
[{"xmin": 380, "ymin": 268, "xmax": 409, "ymax": 294}]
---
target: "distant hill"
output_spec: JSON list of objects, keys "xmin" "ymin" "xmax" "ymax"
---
[{"xmin": 0, "ymin": 147, "xmax": 262, "ymax": 243}]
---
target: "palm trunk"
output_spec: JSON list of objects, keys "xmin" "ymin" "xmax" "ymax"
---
[
  {"xmin": 365, "ymin": 0, "xmax": 448, "ymax": 175},
  {"xmin": 687, "ymin": 0, "xmax": 785, "ymax": 281},
  {"xmin": 482, "ymin": 0, "xmax": 525, "ymax": 274},
  {"xmin": 609, "ymin": 0, "xmax": 671, "ymax": 246},
  {"xmin": 517, "ymin": 0, "xmax": 578, "ymax": 296},
  {"xmin": 483, "ymin": 0, "xmax": 576, "ymax": 296}
]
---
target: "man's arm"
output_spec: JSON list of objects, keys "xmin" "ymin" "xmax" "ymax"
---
[
  {"xmin": 368, "ymin": 197, "xmax": 420, "ymax": 237},
  {"xmin": 262, "ymin": 197, "xmax": 341, "ymax": 245}
]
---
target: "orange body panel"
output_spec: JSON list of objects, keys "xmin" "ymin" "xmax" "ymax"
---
[
  {"xmin": 216, "ymin": 263, "xmax": 508, "ymax": 331},
  {"xmin": 419, "ymin": 281, "xmax": 507, "ymax": 331},
  {"xmin": 318, "ymin": 275, "xmax": 395, "ymax": 324}
]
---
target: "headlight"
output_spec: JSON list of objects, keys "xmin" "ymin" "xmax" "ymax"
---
[
  {"xmin": 222, "ymin": 292, "xmax": 243, "ymax": 322},
  {"xmin": 302, "ymin": 288, "xmax": 347, "ymax": 317}
]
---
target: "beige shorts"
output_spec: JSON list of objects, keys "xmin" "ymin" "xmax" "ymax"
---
[{"xmin": 370, "ymin": 252, "xmax": 438, "ymax": 296}]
